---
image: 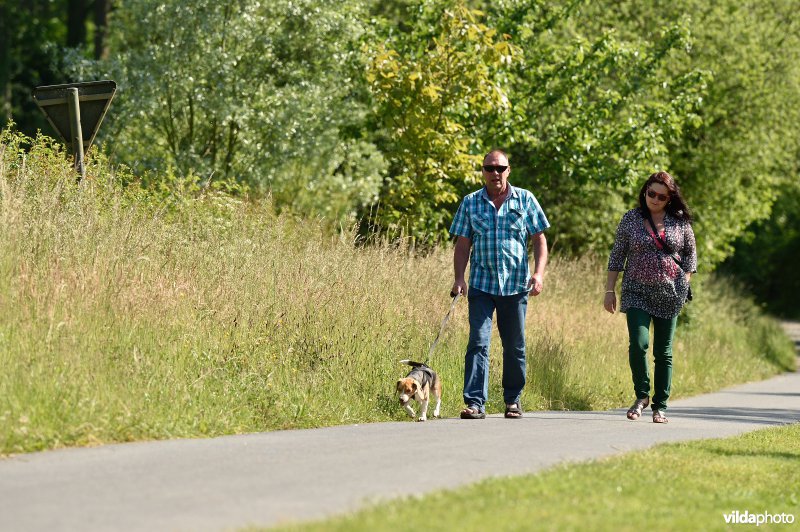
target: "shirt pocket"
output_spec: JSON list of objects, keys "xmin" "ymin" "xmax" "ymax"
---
[
  {"xmin": 505, "ymin": 208, "xmax": 526, "ymax": 234},
  {"xmin": 470, "ymin": 212, "xmax": 493, "ymax": 236}
]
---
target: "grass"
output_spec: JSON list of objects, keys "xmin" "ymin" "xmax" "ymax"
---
[
  {"xmin": 0, "ymin": 129, "xmax": 796, "ymax": 455},
  {"xmin": 270, "ymin": 423, "xmax": 800, "ymax": 532}
]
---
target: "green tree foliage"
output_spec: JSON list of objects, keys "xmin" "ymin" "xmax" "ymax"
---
[
  {"xmin": 1, "ymin": 1, "xmax": 68, "ymax": 135},
  {"xmin": 16, "ymin": 0, "xmax": 798, "ymax": 284},
  {"xmin": 83, "ymin": 0, "xmax": 386, "ymax": 224},
  {"xmin": 481, "ymin": 0, "xmax": 708, "ymax": 254},
  {"xmin": 723, "ymin": 182, "xmax": 800, "ymax": 318},
  {"xmin": 364, "ymin": 0, "xmax": 706, "ymax": 248},
  {"xmin": 581, "ymin": 0, "xmax": 800, "ymax": 266},
  {"xmin": 1, "ymin": 0, "xmax": 110, "ymax": 135},
  {"xmin": 364, "ymin": 0, "xmax": 517, "ymax": 241}
]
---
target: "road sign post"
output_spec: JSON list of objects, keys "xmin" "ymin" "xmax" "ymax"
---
[
  {"xmin": 66, "ymin": 88, "xmax": 86, "ymax": 179},
  {"xmin": 33, "ymin": 80, "xmax": 116, "ymax": 181}
]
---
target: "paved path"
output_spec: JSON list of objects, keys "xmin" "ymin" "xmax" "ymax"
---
[
  {"xmin": 782, "ymin": 320, "xmax": 800, "ymax": 351},
  {"xmin": 2, "ymin": 330, "xmax": 799, "ymax": 532}
]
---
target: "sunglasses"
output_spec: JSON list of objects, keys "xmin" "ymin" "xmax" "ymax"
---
[
  {"xmin": 482, "ymin": 165, "xmax": 508, "ymax": 173},
  {"xmin": 646, "ymin": 189, "xmax": 669, "ymax": 202}
]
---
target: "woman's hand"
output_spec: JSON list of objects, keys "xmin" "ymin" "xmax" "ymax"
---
[
  {"xmin": 603, "ymin": 292, "xmax": 617, "ymax": 314},
  {"xmin": 604, "ymin": 272, "xmax": 620, "ymax": 314}
]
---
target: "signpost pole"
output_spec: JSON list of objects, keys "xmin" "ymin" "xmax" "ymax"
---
[
  {"xmin": 33, "ymin": 80, "xmax": 116, "ymax": 180},
  {"xmin": 66, "ymin": 88, "xmax": 86, "ymax": 181}
]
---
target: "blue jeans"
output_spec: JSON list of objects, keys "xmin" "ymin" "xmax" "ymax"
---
[{"xmin": 463, "ymin": 287, "xmax": 528, "ymax": 412}]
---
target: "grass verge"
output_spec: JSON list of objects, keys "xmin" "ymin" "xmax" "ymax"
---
[
  {"xmin": 1, "ymin": 130, "xmax": 796, "ymax": 455},
  {"xmin": 270, "ymin": 423, "xmax": 800, "ymax": 531}
]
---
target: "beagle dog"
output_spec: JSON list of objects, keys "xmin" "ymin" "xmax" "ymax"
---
[{"xmin": 396, "ymin": 360, "xmax": 442, "ymax": 422}]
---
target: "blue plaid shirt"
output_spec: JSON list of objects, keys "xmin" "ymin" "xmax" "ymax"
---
[{"xmin": 449, "ymin": 185, "xmax": 550, "ymax": 296}]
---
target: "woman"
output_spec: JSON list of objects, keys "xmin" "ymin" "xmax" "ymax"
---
[{"xmin": 604, "ymin": 171, "xmax": 697, "ymax": 423}]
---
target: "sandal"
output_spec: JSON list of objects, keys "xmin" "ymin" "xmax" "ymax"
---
[
  {"xmin": 626, "ymin": 397, "xmax": 649, "ymax": 420},
  {"xmin": 652, "ymin": 410, "xmax": 668, "ymax": 423},
  {"xmin": 504, "ymin": 404, "xmax": 523, "ymax": 419},
  {"xmin": 460, "ymin": 406, "xmax": 486, "ymax": 419}
]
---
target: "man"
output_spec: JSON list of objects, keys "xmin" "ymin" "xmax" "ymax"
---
[{"xmin": 449, "ymin": 149, "xmax": 549, "ymax": 419}]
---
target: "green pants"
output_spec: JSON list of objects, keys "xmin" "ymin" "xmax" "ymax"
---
[{"xmin": 626, "ymin": 307, "xmax": 678, "ymax": 412}]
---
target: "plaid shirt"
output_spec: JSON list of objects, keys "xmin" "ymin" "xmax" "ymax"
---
[{"xmin": 449, "ymin": 185, "xmax": 550, "ymax": 296}]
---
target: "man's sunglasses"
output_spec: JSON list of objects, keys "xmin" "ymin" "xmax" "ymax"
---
[
  {"xmin": 482, "ymin": 165, "xmax": 508, "ymax": 173},
  {"xmin": 646, "ymin": 189, "xmax": 669, "ymax": 202}
]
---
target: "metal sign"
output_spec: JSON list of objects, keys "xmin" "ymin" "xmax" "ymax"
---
[{"xmin": 33, "ymin": 80, "xmax": 116, "ymax": 180}]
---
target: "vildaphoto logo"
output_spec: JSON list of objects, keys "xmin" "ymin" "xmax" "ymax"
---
[{"xmin": 723, "ymin": 511, "xmax": 795, "ymax": 526}]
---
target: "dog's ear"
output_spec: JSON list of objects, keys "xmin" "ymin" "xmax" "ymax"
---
[{"xmin": 395, "ymin": 379, "xmax": 403, "ymax": 393}]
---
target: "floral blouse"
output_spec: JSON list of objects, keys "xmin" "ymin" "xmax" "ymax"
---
[{"xmin": 608, "ymin": 209, "xmax": 698, "ymax": 319}]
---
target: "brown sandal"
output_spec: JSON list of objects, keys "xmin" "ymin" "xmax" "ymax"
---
[
  {"xmin": 652, "ymin": 410, "xmax": 668, "ymax": 423},
  {"xmin": 460, "ymin": 406, "xmax": 486, "ymax": 419},
  {"xmin": 626, "ymin": 397, "xmax": 649, "ymax": 420}
]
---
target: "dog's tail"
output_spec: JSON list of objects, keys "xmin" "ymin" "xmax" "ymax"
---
[{"xmin": 400, "ymin": 359, "xmax": 426, "ymax": 368}]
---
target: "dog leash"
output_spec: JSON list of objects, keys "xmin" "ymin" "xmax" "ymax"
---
[{"xmin": 422, "ymin": 291, "xmax": 462, "ymax": 366}]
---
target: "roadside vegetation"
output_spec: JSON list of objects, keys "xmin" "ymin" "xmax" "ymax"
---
[
  {"xmin": 8, "ymin": 2, "xmax": 800, "ymax": 285},
  {"xmin": 1, "ymin": 132, "xmax": 794, "ymax": 455},
  {"xmin": 272, "ymin": 423, "xmax": 800, "ymax": 531}
]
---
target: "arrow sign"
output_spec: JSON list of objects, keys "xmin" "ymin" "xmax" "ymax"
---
[{"xmin": 33, "ymin": 80, "xmax": 116, "ymax": 152}]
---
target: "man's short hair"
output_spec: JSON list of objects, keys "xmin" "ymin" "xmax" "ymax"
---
[{"xmin": 484, "ymin": 149, "xmax": 509, "ymax": 162}]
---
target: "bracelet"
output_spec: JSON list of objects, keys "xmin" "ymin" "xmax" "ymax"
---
[{"xmin": 605, "ymin": 290, "xmax": 615, "ymax": 294}]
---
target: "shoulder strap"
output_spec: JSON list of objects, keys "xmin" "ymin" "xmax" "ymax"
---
[{"xmin": 644, "ymin": 210, "xmax": 682, "ymax": 266}]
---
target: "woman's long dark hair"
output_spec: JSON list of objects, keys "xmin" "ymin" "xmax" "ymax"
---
[{"xmin": 638, "ymin": 171, "xmax": 693, "ymax": 223}]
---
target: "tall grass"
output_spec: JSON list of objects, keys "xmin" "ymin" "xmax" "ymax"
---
[{"xmin": 0, "ymin": 130, "xmax": 795, "ymax": 455}]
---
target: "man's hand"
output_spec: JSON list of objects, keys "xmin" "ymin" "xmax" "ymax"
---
[
  {"xmin": 527, "ymin": 274, "xmax": 543, "ymax": 296},
  {"xmin": 452, "ymin": 236, "xmax": 471, "ymax": 298},
  {"xmin": 451, "ymin": 279, "xmax": 468, "ymax": 296},
  {"xmin": 529, "ymin": 232, "xmax": 547, "ymax": 297}
]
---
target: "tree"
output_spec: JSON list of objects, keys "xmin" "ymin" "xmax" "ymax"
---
[
  {"xmin": 1, "ymin": 0, "xmax": 111, "ymax": 135},
  {"xmin": 480, "ymin": 0, "xmax": 707, "ymax": 255},
  {"xmin": 67, "ymin": 0, "xmax": 110, "ymax": 58},
  {"xmin": 1, "ymin": 1, "xmax": 67, "ymax": 134},
  {"xmin": 578, "ymin": 0, "xmax": 800, "ymax": 266},
  {"xmin": 93, "ymin": 0, "xmax": 112, "ymax": 60},
  {"xmin": 364, "ymin": 0, "xmax": 518, "ymax": 242},
  {"xmin": 722, "ymin": 181, "xmax": 800, "ymax": 318},
  {"xmin": 85, "ymin": 0, "xmax": 385, "ymax": 224},
  {"xmin": 66, "ymin": 0, "xmax": 88, "ymax": 48}
]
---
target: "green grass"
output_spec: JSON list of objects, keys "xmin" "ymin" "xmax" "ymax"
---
[
  {"xmin": 0, "ymin": 129, "xmax": 796, "ymax": 455},
  {"xmin": 270, "ymin": 423, "xmax": 800, "ymax": 532}
]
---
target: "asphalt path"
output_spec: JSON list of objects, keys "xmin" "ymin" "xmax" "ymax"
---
[{"xmin": 2, "ymin": 325, "xmax": 798, "ymax": 532}]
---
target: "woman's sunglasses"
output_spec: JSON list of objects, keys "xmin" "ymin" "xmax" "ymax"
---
[
  {"xmin": 646, "ymin": 189, "xmax": 669, "ymax": 202},
  {"xmin": 482, "ymin": 165, "xmax": 508, "ymax": 173}
]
